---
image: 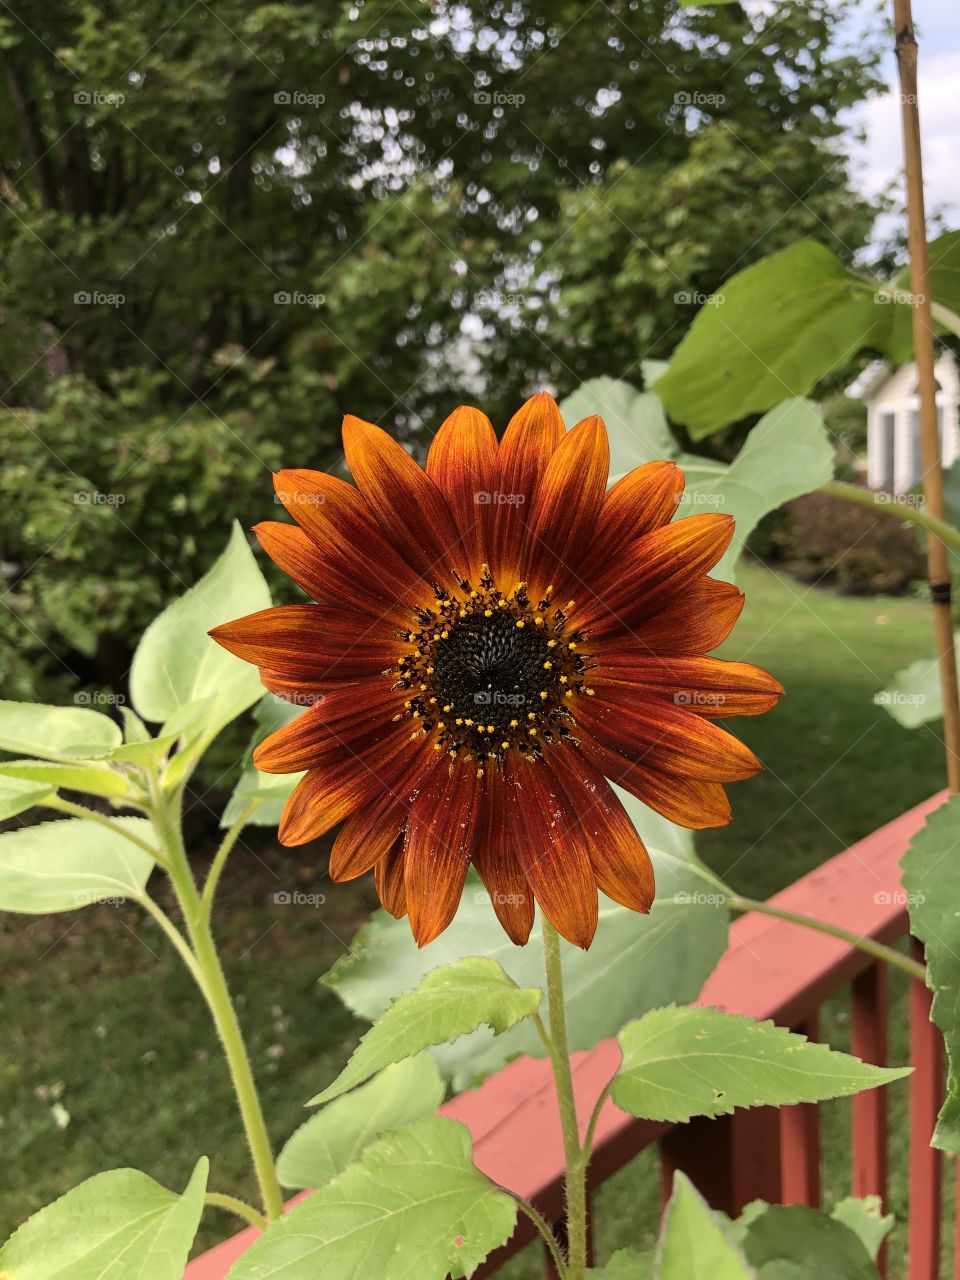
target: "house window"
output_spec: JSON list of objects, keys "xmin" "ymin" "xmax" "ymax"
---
[
  {"xmin": 910, "ymin": 410, "xmax": 922, "ymax": 485},
  {"xmin": 880, "ymin": 411, "xmax": 896, "ymax": 487}
]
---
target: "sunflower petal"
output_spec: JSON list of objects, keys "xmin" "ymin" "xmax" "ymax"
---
[
  {"xmin": 209, "ymin": 604, "xmax": 399, "ymax": 686},
  {"xmin": 342, "ymin": 415, "xmax": 465, "ymax": 585},
  {"xmin": 375, "ymin": 837, "xmax": 408, "ymax": 918},
  {"xmin": 575, "ymin": 683, "xmax": 762, "ymax": 782},
  {"xmin": 549, "ymin": 749, "xmax": 654, "ymax": 914},
  {"xmin": 501, "ymin": 753, "xmax": 598, "ymax": 949},
  {"xmin": 329, "ymin": 750, "xmax": 440, "ymax": 881},
  {"xmin": 491, "ymin": 392, "xmax": 565, "ymax": 582},
  {"xmin": 579, "ymin": 732, "xmax": 733, "ymax": 828},
  {"xmin": 253, "ymin": 680, "xmax": 403, "ymax": 773},
  {"xmin": 404, "ymin": 760, "xmax": 481, "ymax": 946},
  {"xmin": 625, "ymin": 577, "xmax": 744, "ymax": 656},
  {"xmin": 583, "ymin": 461, "xmax": 684, "ymax": 571},
  {"xmin": 523, "ymin": 414, "xmax": 609, "ymax": 594},
  {"xmin": 473, "ymin": 770, "xmax": 535, "ymax": 944},
  {"xmin": 593, "ymin": 654, "xmax": 784, "ymax": 718},
  {"xmin": 576, "ymin": 513, "xmax": 735, "ymax": 638},
  {"xmin": 426, "ymin": 406, "xmax": 497, "ymax": 580}
]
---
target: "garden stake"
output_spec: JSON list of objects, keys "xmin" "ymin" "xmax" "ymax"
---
[{"xmin": 893, "ymin": 0, "xmax": 960, "ymax": 792}]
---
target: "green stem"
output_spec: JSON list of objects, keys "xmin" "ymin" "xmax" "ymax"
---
[
  {"xmin": 542, "ymin": 921, "xmax": 587, "ymax": 1280},
  {"xmin": 725, "ymin": 894, "xmax": 927, "ymax": 982},
  {"xmin": 204, "ymin": 1192, "xmax": 268, "ymax": 1230},
  {"xmin": 509, "ymin": 1190, "xmax": 568, "ymax": 1277},
  {"xmin": 580, "ymin": 1080, "xmax": 614, "ymax": 1167},
  {"xmin": 821, "ymin": 480, "xmax": 960, "ymax": 552},
  {"xmin": 135, "ymin": 893, "xmax": 205, "ymax": 987},
  {"xmin": 200, "ymin": 798, "xmax": 262, "ymax": 921},
  {"xmin": 46, "ymin": 795, "xmax": 167, "ymax": 866},
  {"xmin": 153, "ymin": 784, "xmax": 285, "ymax": 1222}
]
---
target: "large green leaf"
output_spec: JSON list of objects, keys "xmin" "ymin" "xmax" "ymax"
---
[
  {"xmin": 897, "ymin": 229, "xmax": 960, "ymax": 333},
  {"xmin": 0, "ymin": 774, "xmax": 54, "ymax": 821},
  {"xmin": 739, "ymin": 1204, "xmax": 880, "ymax": 1279},
  {"xmin": 651, "ymin": 241, "xmax": 909, "ymax": 437},
  {"xmin": 0, "ymin": 817, "xmax": 156, "ymax": 913},
  {"xmin": 278, "ymin": 1056, "xmax": 444, "ymax": 1190},
  {"xmin": 311, "ymin": 958, "xmax": 542, "ymax": 1105},
  {"xmin": 875, "ymin": 647, "xmax": 945, "ymax": 729},
  {"xmin": 0, "ymin": 700, "xmax": 122, "ymax": 761},
  {"xmin": 324, "ymin": 795, "xmax": 728, "ymax": 1092},
  {"xmin": 228, "ymin": 1118, "xmax": 516, "ymax": 1280},
  {"xmin": 612, "ymin": 1006, "xmax": 909, "ymax": 1123},
  {"xmin": 0, "ymin": 1158, "xmax": 207, "ymax": 1280},
  {"xmin": 901, "ymin": 794, "xmax": 960, "ymax": 1152},
  {"xmin": 657, "ymin": 1174, "xmax": 753, "ymax": 1279},
  {"xmin": 129, "ymin": 522, "xmax": 270, "ymax": 735},
  {"xmin": 588, "ymin": 1249, "xmax": 654, "ymax": 1278},
  {"xmin": 0, "ymin": 758, "xmax": 132, "ymax": 799},
  {"xmin": 558, "ymin": 380, "xmax": 833, "ymax": 584}
]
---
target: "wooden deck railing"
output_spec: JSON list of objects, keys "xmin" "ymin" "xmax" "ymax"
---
[{"xmin": 185, "ymin": 790, "xmax": 950, "ymax": 1280}]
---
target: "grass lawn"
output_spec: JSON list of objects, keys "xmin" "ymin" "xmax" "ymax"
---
[{"xmin": 0, "ymin": 563, "xmax": 947, "ymax": 1274}]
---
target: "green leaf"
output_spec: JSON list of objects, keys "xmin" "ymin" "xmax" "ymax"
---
[
  {"xmin": 612, "ymin": 1006, "xmax": 909, "ymax": 1123},
  {"xmin": 875, "ymin": 645, "xmax": 945, "ymax": 728},
  {"xmin": 0, "ymin": 817, "xmax": 156, "ymax": 913},
  {"xmin": 656, "ymin": 1173, "xmax": 754, "ymax": 1279},
  {"xmin": 129, "ymin": 522, "xmax": 270, "ymax": 736},
  {"xmin": 278, "ymin": 1056, "xmax": 444, "ymax": 1190},
  {"xmin": 588, "ymin": 1249, "xmax": 654, "ymax": 1278},
  {"xmin": 228, "ymin": 1118, "xmax": 515, "ymax": 1280},
  {"xmin": 0, "ymin": 700, "xmax": 122, "ymax": 761},
  {"xmin": 0, "ymin": 759, "xmax": 132, "ymax": 799},
  {"xmin": 896, "ymin": 229, "xmax": 960, "ymax": 332},
  {"xmin": 651, "ymin": 241, "xmax": 908, "ymax": 437},
  {"xmin": 311, "ymin": 958, "xmax": 542, "ymax": 1105},
  {"xmin": 121, "ymin": 706, "xmax": 151, "ymax": 744},
  {"xmin": 739, "ymin": 1203, "xmax": 881, "ymax": 1279},
  {"xmin": 558, "ymin": 380, "xmax": 834, "ymax": 584},
  {"xmin": 221, "ymin": 693, "xmax": 303, "ymax": 828},
  {"xmin": 0, "ymin": 1158, "xmax": 207, "ymax": 1280},
  {"xmin": 829, "ymin": 1197, "xmax": 894, "ymax": 1263},
  {"xmin": 901, "ymin": 794, "xmax": 960, "ymax": 1152},
  {"xmin": 0, "ymin": 774, "xmax": 54, "ymax": 821},
  {"xmin": 324, "ymin": 794, "xmax": 728, "ymax": 1092}
]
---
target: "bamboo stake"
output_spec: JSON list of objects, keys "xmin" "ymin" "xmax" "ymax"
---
[{"xmin": 892, "ymin": 0, "xmax": 960, "ymax": 792}]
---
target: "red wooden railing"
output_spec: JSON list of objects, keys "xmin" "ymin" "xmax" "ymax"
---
[{"xmin": 185, "ymin": 790, "xmax": 952, "ymax": 1280}]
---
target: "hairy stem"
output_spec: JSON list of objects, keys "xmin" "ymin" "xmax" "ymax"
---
[
  {"xmin": 200, "ymin": 798, "xmax": 262, "ymax": 921},
  {"xmin": 725, "ymin": 894, "xmax": 926, "ymax": 982},
  {"xmin": 204, "ymin": 1192, "xmax": 268, "ymax": 1230},
  {"xmin": 542, "ymin": 921, "xmax": 586, "ymax": 1280},
  {"xmin": 152, "ymin": 782, "xmax": 285, "ymax": 1222},
  {"xmin": 821, "ymin": 480, "xmax": 960, "ymax": 552},
  {"xmin": 509, "ymin": 1191, "xmax": 568, "ymax": 1277}
]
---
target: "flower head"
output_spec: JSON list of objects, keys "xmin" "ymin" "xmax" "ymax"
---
[{"xmin": 211, "ymin": 394, "xmax": 782, "ymax": 948}]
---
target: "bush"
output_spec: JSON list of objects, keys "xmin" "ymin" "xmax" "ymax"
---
[{"xmin": 770, "ymin": 490, "xmax": 926, "ymax": 595}]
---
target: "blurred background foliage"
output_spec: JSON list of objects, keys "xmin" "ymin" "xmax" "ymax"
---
[{"xmin": 1, "ymin": 0, "xmax": 889, "ymax": 700}]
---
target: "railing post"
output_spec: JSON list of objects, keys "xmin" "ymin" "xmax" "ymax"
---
[
  {"xmin": 852, "ymin": 962, "xmax": 890, "ymax": 1275},
  {"xmin": 660, "ymin": 1106, "xmax": 782, "ymax": 1215},
  {"xmin": 780, "ymin": 1011, "xmax": 821, "ymax": 1207},
  {"xmin": 909, "ymin": 939, "xmax": 943, "ymax": 1280}
]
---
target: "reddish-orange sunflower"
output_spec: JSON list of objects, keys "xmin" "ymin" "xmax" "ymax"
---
[{"xmin": 211, "ymin": 393, "xmax": 782, "ymax": 949}]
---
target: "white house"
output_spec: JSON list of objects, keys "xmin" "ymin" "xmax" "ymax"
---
[{"xmin": 855, "ymin": 352, "xmax": 960, "ymax": 492}]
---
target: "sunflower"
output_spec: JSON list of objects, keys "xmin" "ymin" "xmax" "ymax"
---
[{"xmin": 211, "ymin": 393, "xmax": 782, "ymax": 949}]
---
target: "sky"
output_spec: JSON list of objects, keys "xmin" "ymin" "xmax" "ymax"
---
[{"xmin": 840, "ymin": 1, "xmax": 960, "ymax": 228}]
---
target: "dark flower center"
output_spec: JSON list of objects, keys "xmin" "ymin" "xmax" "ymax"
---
[{"xmin": 392, "ymin": 564, "xmax": 594, "ymax": 767}]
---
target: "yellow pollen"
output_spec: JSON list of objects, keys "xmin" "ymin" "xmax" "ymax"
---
[
  {"xmin": 509, "ymin": 718, "xmax": 519, "ymax": 727},
  {"xmin": 455, "ymin": 717, "xmax": 464, "ymax": 725},
  {"xmin": 443, "ymin": 703, "xmax": 452, "ymax": 712},
  {"xmin": 487, "ymin": 723, "xmax": 495, "ymax": 733},
  {"xmin": 547, "ymin": 639, "xmax": 557, "ymax": 648},
  {"xmin": 484, "ymin": 609, "xmax": 493, "ymax": 617},
  {"xmin": 543, "ymin": 661, "xmax": 552, "ymax": 670},
  {"xmin": 527, "ymin": 712, "xmax": 536, "ymax": 721},
  {"xmin": 560, "ymin": 675, "xmax": 568, "ymax": 684},
  {"xmin": 565, "ymin": 689, "xmax": 574, "ymax": 698},
  {"xmin": 429, "ymin": 696, "xmax": 437, "ymax": 704},
  {"xmin": 586, "ymin": 687, "xmax": 596, "ymax": 696},
  {"xmin": 440, "ymin": 630, "xmax": 449, "ymax": 639},
  {"xmin": 568, "ymin": 642, "xmax": 577, "ymax": 650},
  {"xmin": 459, "ymin": 609, "xmax": 467, "ymax": 617},
  {"xmin": 433, "ymin": 742, "xmax": 443, "ymax": 751},
  {"xmin": 515, "ymin": 620, "xmax": 525, "ymax": 629},
  {"xmin": 539, "ymin": 691, "xmax": 548, "ymax": 700},
  {"xmin": 566, "ymin": 600, "xmax": 575, "ymax": 609},
  {"xmin": 501, "ymin": 741, "xmax": 510, "ymax": 750},
  {"xmin": 528, "ymin": 727, "xmax": 538, "ymax": 736},
  {"xmin": 465, "ymin": 718, "xmax": 474, "ymax": 726},
  {"xmin": 534, "ymin": 616, "xmax": 545, "ymax": 626}
]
